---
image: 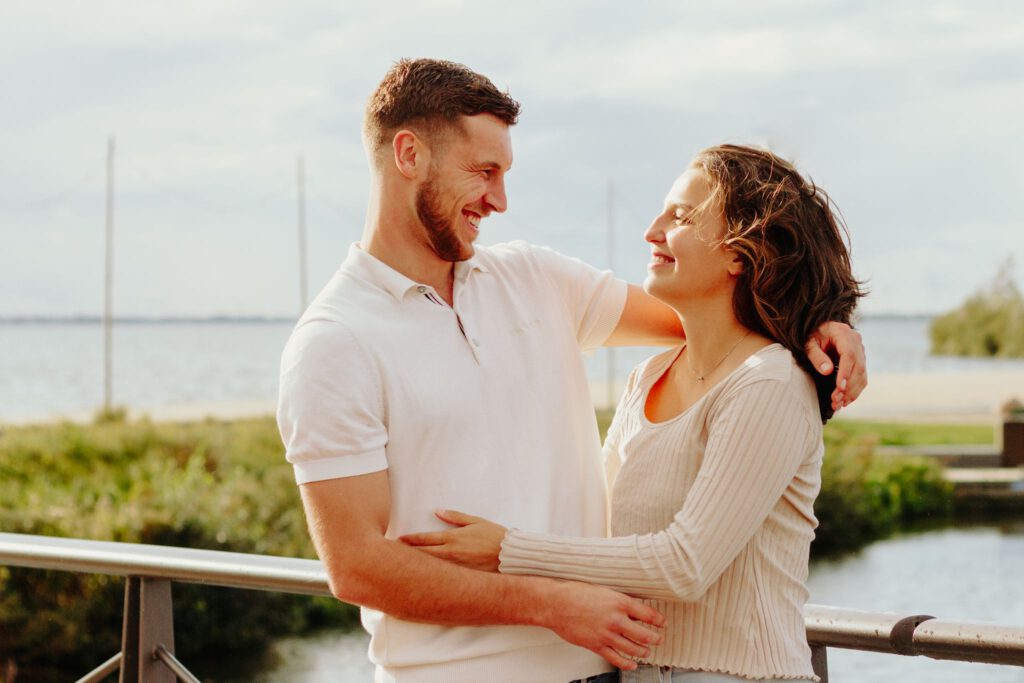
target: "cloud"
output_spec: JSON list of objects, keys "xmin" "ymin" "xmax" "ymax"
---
[{"xmin": 1, "ymin": 0, "xmax": 1022, "ymax": 315}]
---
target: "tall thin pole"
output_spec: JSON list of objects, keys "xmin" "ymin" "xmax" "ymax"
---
[
  {"xmin": 606, "ymin": 180, "xmax": 615, "ymax": 410},
  {"xmin": 103, "ymin": 137, "xmax": 114, "ymax": 411},
  {"xmin": 297, "ymin": 154, "xmax": 308, "ymax": 314}
]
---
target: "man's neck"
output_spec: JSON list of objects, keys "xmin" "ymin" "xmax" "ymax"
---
[{"xmin": 362, "ymin": 191, "xmax": 456, "ymax": 304}]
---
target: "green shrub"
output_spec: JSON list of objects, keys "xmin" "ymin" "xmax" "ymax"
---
[
  {"xmin": 0, "ymin": 418, "xmax": 357, "ymax": 682},
  {"xmin": 812, "ymin": 425, "xmax": 953, "ymax": 557},
  {"xmin": 930, "ymin": 260, "xmax": 1024, "ymax": 357}
]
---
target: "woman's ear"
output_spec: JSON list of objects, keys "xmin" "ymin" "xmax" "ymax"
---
[{"xmin": 727, "ymin": 250, "xmax": 744, "ymax": 277}]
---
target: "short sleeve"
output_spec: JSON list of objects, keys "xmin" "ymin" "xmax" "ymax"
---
[
  {"xmin": 526, "ymin": 245, "xmax": 628, "ymax": 352},
  {"xmin": 276, "ymin": 319, "xmax": 389, "ymax": 485}
]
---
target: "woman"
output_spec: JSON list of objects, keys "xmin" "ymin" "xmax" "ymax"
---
[{"xmin": 402, "ymin": 144, "xmax": 863, "ymax": 682}]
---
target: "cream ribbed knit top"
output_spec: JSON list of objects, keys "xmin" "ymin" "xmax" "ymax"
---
[{"xmin": 500, "ymin": 344, "xmax": 823, "ymax": 681}]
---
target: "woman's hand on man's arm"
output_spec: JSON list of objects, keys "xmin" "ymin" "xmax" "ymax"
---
[{"xmin": 400, "ymin": 509, "xmax": 507, "ymax": 573}]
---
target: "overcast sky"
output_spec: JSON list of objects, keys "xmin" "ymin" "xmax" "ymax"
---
[{"xmin": 2, "ymin": 1, "xmax": 1022, "ymax": 318}]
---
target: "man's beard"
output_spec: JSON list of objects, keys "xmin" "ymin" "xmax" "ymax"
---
[{"xmin": 416, "ymin": 173, "xmax": 471, "ymax": 262}]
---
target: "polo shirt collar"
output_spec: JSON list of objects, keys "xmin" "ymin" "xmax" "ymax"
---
[{"xmin": 343, "ymin": 243, "xmax": 489, "ymax": 302}]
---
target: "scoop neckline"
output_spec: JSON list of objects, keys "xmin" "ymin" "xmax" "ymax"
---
[{"xmin": 638, "ymin": 342, "xmax": 783, "ymax": 428}]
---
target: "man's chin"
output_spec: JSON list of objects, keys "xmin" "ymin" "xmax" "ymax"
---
[
  {"xmin": 432, "ymin": 240, "xmax": 475, "ymax": 263},
  {"xmin": 443, "ymin": 237, "xmax": 476, "ymax": 262}
]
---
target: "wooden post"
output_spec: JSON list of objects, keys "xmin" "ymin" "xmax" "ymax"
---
[
  {"xmin": 297, "ymin": 154, "xmax": 308, "ymax": 315},
  {"xmin": 103, "ymin": 137, "xmax": 115, "ymax": 411},
  {"xmin": 606, "ymin": 180, "xmax": 615, "ymax": 410}
]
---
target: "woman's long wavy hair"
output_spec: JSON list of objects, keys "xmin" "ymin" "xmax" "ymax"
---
[{"xmin": 692, "ymin": 144, "xmax": 865, "ymax": 422}]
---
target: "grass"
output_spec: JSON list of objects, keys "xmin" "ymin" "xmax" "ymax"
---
[
  {"xmin": 826, "ymin": 419, "xmax": 995, "ymax": 446},
  {"xmin": 598, "ymin": 410, "xmax": 996, "ymax": 447}
]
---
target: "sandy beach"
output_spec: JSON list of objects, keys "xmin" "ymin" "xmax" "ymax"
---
[
  {"xmin": 8, "ymin": 371, "xmax": 1024, "ymax": 427},
  {"xmin": 834, "ymin": 371, "xmax": 1024, "ymax": 423},
  {"xmin": 591, "ymin": 371, "xmax": 1024, "ymax": 423}
]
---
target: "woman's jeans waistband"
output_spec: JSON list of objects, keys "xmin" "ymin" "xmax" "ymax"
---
[{"xmin": 620, "ymin": 665, "xmax": 806, "ymax": 682}]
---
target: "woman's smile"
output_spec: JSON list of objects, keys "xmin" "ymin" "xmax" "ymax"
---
[{"xmin": 649, "ymin": 250, "xmax": 676, "ymax": 269}]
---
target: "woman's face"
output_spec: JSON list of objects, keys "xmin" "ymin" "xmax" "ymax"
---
[{"xmin": 643, "ymin": 167, "xmax": 739, "ymax": 307}]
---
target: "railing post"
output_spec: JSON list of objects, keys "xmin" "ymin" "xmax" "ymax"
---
[
  {"xmin": 118, "ymin": 577, "xmax": 176, "ymax": 682},
  {"xmin": 139, "ymin": 579, "xmax": 176, "ymax": 682},
  {"xmin": 810, "ymin": 644, "xmax": 828, "ymax": 683},
  {"xmin": 1001, "ymin": 400, "xmax": 1024, "ymax": 467},
  {"xmin": 118, "ymin": 577, "xmax": 140, "ymax": 683}
]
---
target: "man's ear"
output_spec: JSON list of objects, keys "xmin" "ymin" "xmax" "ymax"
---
[{"xmin": 392, "ymin": 129, "xmax": 429, "ymax": 179}]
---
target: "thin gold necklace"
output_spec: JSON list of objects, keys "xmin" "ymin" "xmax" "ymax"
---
[{"xmin": 683, "ymin": 330, "xmax": 751, "ymax": 382}]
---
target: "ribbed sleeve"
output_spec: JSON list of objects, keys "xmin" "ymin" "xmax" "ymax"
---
[{"xmin": 499, "ymin": 345, "xmax": 822, "ymax": 681}]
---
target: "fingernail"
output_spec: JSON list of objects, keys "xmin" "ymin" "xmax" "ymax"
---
[
  {"xmin": 839, "ymin": 379, "xmax": 848, "ymax": 390},
  {"xmin": 819, "ymin": 362, "xmax": 831, "ymax": 373}
]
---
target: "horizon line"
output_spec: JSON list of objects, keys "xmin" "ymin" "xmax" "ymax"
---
[
  {"xmin": 0, "ymin": 314, "xmax": 299, "ymax": 324},
  {"xmin": 0, "ymin": 312, "xmax": 936, "ymax": 324}
]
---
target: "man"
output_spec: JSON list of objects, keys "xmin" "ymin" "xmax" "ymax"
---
[{"xmin": 277, "ymin": 58, "xmax": 866, "ymax": 683}]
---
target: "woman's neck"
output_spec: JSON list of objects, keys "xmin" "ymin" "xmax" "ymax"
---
[{"xmin": 676, "ymin": 299, "xmax": 768, "ymax": 382}]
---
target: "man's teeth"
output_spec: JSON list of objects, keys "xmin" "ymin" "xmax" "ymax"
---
[
  {"xmin": 652, "ymin": 253, "xmax": 674, "ymax": 263},
  {"xmin": 465, "ymin": 213, "xmax": 480, "ymax": 229}
]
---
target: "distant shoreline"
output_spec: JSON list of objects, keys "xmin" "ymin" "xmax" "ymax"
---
[
  {"xmin": 1, "ymin": 313, "xmax": 935, "ymax": 325},
  {"xmin": 0, "ymin": 315, "xmax": 297, "ymax": 325},
  {"xmin": 5, "ymin": 368, "xmax": 1021, "ymax": 426}
]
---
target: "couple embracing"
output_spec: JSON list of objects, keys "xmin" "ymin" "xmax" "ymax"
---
[{"xmin": 278, "ymin": 58, "xmax": 865, "ymax": 683}]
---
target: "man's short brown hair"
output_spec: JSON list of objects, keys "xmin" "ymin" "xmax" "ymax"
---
[{"xmin": 364, "ymin": 58, "xmax": 520, "ymax": 162}]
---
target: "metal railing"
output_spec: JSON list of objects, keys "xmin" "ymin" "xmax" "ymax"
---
[{"xmin": 2, "ymin": 532, "xmax": 1024, "ymax": 682}]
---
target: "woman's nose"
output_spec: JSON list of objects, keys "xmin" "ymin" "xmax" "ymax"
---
[{"xmin": 644, "ymin": 217, "xmax": 664, "ymax": 244}]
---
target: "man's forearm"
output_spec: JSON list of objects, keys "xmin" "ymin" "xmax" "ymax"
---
[
  {"xmin": 325, "ymin": 532, "xmax": 557, "ymax": 627},
  {"xmin": 298, "ymin": 471, "xmax": 663, "ymax": 668},
  {"xmin": 325, "ymin": 531, "xmax": 664, "ymax": 669}
]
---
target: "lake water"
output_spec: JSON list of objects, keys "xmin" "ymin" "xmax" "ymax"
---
[
  {"xmin": 216, "ymin": 523, "xmax": 1024, "ymax": 683},
  {"xmin": 7, "ymin": 319, "xmax": 1024, "ymax": 680},
  {"xmin": 6, "ymin": 315, "xmax": 1024, "ymax": 422}
]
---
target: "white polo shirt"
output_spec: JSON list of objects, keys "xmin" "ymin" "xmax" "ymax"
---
[{"xmin": 277, "ymin": 240, "xmax": 627, "ymax": 683}]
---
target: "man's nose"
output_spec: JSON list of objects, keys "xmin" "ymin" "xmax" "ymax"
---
[{"xmin": 485, "ymin": 179, "xmax": 508, "ymax": 214}]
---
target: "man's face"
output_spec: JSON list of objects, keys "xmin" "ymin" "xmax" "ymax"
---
[{"xmin": 415, "ymin": 114, "xmax": 512, "ymax": 262}]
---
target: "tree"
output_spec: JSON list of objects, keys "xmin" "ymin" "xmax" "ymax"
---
[{"xmin": 930, "ymin": 258, "xmax": 1024, "ymax": 358}]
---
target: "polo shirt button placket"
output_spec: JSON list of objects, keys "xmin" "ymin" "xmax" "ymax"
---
[
  {"xmin": 460, "ymin": 320, "xmax": 482, "ymax": 363},
  {"xmin": 416, "ymin": 285, "xmax": 447, "ymax": 308}
]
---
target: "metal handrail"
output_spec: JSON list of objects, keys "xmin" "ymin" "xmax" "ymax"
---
[
  {"xmin": 0, "ymin": 531, "xmax": 329, "ymax": 596},
  {"xmin": 3, "ymin": 532, "xmax": 1024, "ymax": 680},
  {"xmin": 804, "ymin": 606, "xmax": 1024, "ymax": 665}
]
